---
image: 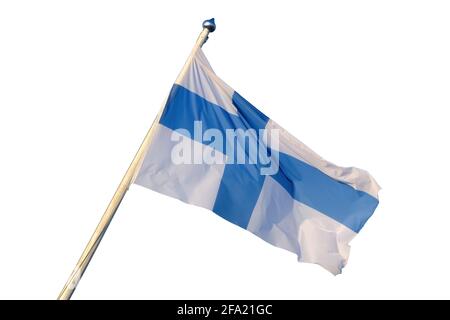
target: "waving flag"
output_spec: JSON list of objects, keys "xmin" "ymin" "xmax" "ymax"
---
[
  {"xmin": 134, "ymin": 48, "xmax": 380, "ymax": 275},
  {"xmin": 58, "ymin": 20, "xmax": 380, "ymax": 300}
]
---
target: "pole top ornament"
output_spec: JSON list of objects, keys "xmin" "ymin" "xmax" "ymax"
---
[{"xmin": 202, "ymin": 18, "xmax": 216, "ymax": 33}]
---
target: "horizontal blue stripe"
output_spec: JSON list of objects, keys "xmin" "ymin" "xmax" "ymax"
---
[
  {"xmin": 160, "ymin": 85, "xmax": 270, "ymax": 165},
  {"xmin": 160, "ymin": 85, "xmax": 248, "ymax": 138},
  {"xmin": 160, "ymin": 84, "xmax": 378, "ymax": 232},
  {"xmin": 271, "ymin": 153, "xmax": 378, "ymax": 232}
]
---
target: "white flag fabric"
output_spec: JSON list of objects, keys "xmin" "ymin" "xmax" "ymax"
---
[{"xmin": 135, "ymin": 48, "xmax": 380, "ymax": 274}]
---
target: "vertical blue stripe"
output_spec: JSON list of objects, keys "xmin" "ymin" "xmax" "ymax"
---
[
  {"xmin": 232, "ymin": 91, "xmax": 269, "ymax": 131},
  {"xmin": 213, "ymin": 163, "xmax": 266, "ymax": 228}
]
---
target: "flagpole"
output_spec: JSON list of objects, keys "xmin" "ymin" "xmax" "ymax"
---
[{"xmin": 57, "ymin": 18, "xmax": 216, "ymax": 300}]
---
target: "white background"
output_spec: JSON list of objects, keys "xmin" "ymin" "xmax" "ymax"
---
[{"xmin": 1, "ymin": 1, "xmax": 449, "ymax": 299}]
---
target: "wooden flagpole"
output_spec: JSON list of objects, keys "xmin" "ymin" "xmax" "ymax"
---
[{"xmin": 57, "ymin": 18, "xmax": 216, "ymax": 300}]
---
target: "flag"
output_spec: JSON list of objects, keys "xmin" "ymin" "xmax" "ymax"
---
[{"xmin": 134, "ymin": 48, "xmax": 380, "ymax": 274}]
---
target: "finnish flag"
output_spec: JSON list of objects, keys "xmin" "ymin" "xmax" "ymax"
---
[{"xmin": 135, "ymin": 48, "xmax": 380, "ymax": 274}]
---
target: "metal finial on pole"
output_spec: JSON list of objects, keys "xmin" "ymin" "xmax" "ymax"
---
[
  {"xmin": 57, "ymin": 19, "xmax": 216, "ymax": 300},
  {"xmin": 197, "ymin": 18, "xmax": 216, "ymax": 47},
  {"xmin": 203, "ymin": 18, "xmax": 216, "ymax": 32}
]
